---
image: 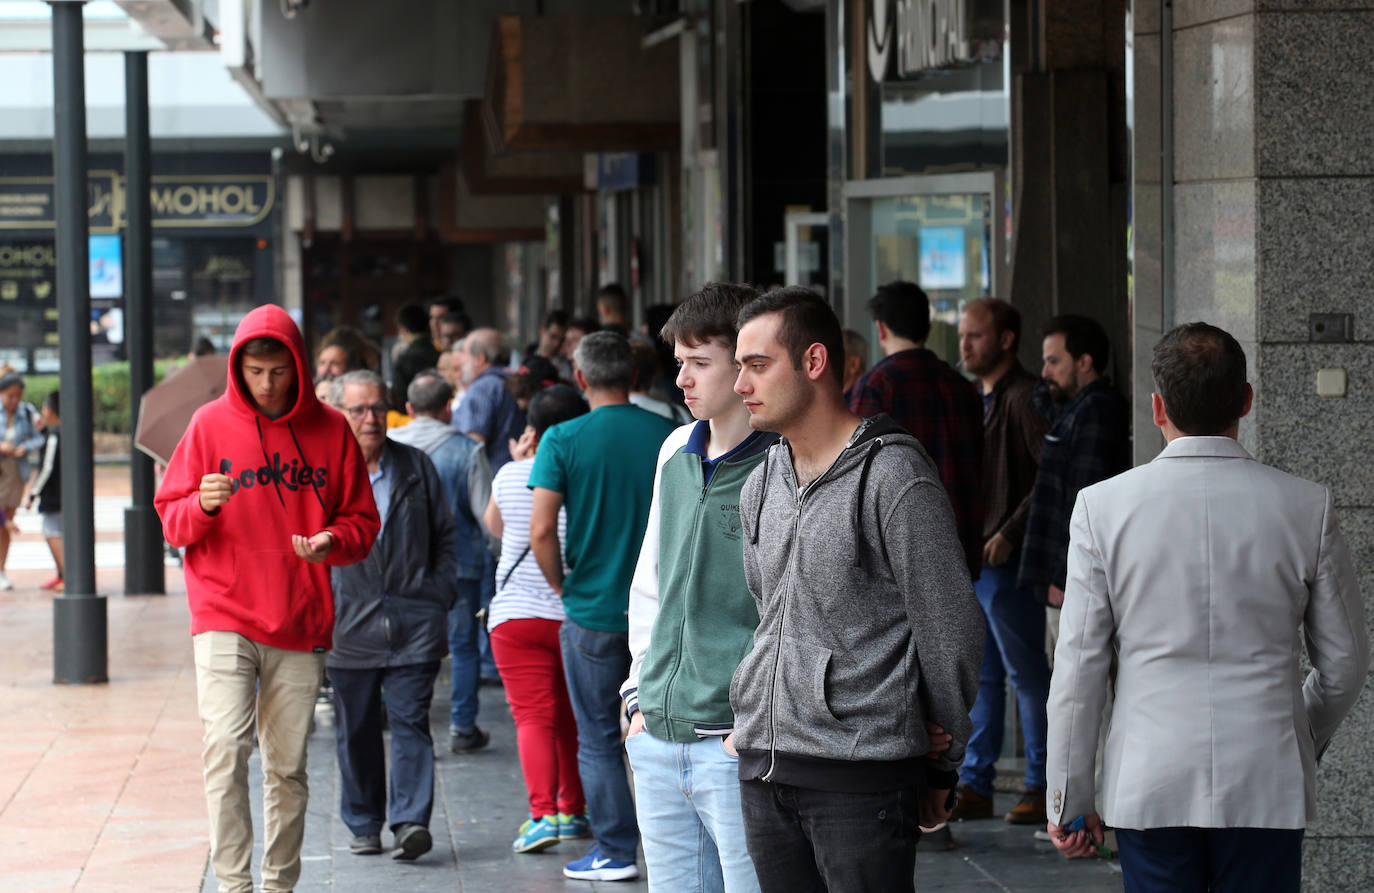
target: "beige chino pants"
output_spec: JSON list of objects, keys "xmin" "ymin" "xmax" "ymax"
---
[{"xmin": 193, "ymin": 631, "xmax": 325, "ymax": 893}]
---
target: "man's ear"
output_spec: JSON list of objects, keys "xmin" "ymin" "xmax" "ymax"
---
[
  {"xmin": 874, "ymin": 320, "xmax": 889, "ymax": 343},
  {"xmin": 573, "ymin": 367, "xmax": 588, "ymax": 391},
  {"xmin": 1151, "ymin": 392, "xmax": 1169, "ymax": 430},
  {"xmin": 1000, "ymin": 330, "xmax": 1016, "ymax": 353},
  {"xmin": 1240, "ymin": 383, "xmax": 1254, "ymax": 418},
  {"xmin": 405, "ymin": 401, "xmax": 416, "ymax": 417},
  {"xmin": 804, "ymin": 343, "xmax": 830, "ymax": 382}
]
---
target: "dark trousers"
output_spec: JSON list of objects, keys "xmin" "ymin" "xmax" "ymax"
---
[
  {"xmin": 739, "ymin": 778, "xmax": 921, "ymax": 893},
  {"xmin": 330, "ymin": 661, "xmax": 441, "ymax": 837},
  {"xmin": 1115, "ymin": 827, "xmax": 1304, "ymax": 893}
]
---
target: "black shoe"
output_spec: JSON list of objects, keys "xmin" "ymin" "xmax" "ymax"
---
[
  {"xmin": 450, "ymin": 726, "xmax": 490, "ymax": 754},
  {"xmin": 391, "ymin": 823, "xmax": 432, "ymax": 861},
  {"xmin": 350, "ymin": 833, "xmax": 383, "ymax": 855}
]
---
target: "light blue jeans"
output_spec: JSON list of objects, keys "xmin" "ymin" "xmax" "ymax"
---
[{"xmin": 625, "ymin": 730, "xmax": 761, "ymax": 893}]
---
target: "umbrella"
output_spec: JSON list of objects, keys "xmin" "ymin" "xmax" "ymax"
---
[{"xmin": 134, "ymin": 353, "xmax": 229, "ymax": 464}]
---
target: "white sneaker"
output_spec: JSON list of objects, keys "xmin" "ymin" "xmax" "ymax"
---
[{"xmin": 0, "ymin": 573, "xmax": 13, "ymax": 591}]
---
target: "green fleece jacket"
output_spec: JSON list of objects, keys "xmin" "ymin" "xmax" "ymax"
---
[{"xmin": 621, "ymin": 421, "xmax": 776, "ymax": 741}]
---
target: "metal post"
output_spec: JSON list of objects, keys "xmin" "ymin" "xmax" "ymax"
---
[
  {"xmin": 123, "ymin": 50, "xmax": 164, "ymax": 596},
  {"xmin": 51, "ymin": 0, "xmax": 108, "ymax": 685}
]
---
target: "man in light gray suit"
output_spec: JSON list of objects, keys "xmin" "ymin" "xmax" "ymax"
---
[{"xmin": 1045, "ymin": 323, "xmax": 1368, "ymax": 892}]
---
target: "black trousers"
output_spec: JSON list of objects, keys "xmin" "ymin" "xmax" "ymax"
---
[
  {"xmin": 331, "ymin": 661, "xmax": 441, "ymax": 837},
  {"xmin": 739, "ymin": 778, "xmax": 921, "ymax": 893},
  {"xmin": 1115, "ymin": 826, "xmax": 1304, "ymax": 893}
]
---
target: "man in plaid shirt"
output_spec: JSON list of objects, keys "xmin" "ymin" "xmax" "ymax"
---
[
  {"xmin": 848, "ymin": 281, "xmax": 983, "ymax": 577},
  {"xmin": 1018, "ymin": 315, "xmax": 1130, "ymax": 613}
]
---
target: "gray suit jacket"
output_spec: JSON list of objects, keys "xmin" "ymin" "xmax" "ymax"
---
[{"xmin": 1046, "ymin": 436, "xmax": 1369, "ymax": 830}]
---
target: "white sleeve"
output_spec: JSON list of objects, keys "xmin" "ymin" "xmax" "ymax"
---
[
  {"xmin": 621, "ymin": 424, "xmax": 692, "ymax": 714},
  {"xmin": 28, "ymin": 433, "xmax": 59, "ymax": 499}
]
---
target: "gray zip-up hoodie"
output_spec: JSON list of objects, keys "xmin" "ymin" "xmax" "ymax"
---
[{"xmin": 729, "ymin": 414, "xmax": 983, "ymax": 791}]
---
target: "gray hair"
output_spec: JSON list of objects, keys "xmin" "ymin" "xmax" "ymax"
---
[
  {"xmin": 330, "ymin": 369, "xmax": 386, "ymax": 407},
  {"xmin": 406, "ymin": 370, "xmax": 453, "ymax": 416},
  {"xmin": 465, "ymin": 328, "xmax": 505, "ymax": 366},
  {"xmin": 572, "ymin": 331, "xmax": 634, "ymax": 390}
]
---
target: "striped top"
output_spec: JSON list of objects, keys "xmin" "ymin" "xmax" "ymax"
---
[{"xmin": 488, "ymin": 458, "xmax": 567, "ymax": 631}]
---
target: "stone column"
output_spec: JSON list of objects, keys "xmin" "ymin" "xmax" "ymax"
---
[{"xmin": 1133, "ymin": 3, "xmax": 1374, "ymax": 886}]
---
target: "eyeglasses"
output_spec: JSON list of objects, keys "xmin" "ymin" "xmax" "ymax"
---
[{"xmin": 343, "ymin": 403, "xmax": 389, "ymax": 420}]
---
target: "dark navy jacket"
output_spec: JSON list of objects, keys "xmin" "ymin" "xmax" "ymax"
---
[{"xmin": 328, "ymin": 440, "xmax": 459, "ymax": 669}]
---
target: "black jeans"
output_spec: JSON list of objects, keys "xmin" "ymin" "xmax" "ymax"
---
[
  {"xmin": 1115, "ymin": 827, "xmax": 1304, "ymax": 893},
  {"xmin": 739, "ymin": 778, "xmax": 921, "ymax": 893}
]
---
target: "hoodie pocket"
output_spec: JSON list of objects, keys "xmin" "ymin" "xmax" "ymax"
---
[{"xmin": 731, "ymin": 633, "xmax": 860, "ymax": 760}]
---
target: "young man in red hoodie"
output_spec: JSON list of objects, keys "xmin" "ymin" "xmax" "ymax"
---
[{"xmin": 156, "ymin": 305, "xmax": 380, "ymax": 893}]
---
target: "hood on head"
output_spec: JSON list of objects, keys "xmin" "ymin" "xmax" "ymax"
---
[{"xmin": 226, "ymin": 305, "xmax": 317, "ymax": 421}]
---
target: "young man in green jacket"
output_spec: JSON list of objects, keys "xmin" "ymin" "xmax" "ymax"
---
[{"xmin": 620, "ymin": 283, "xmax": 776, "ymax": 893}]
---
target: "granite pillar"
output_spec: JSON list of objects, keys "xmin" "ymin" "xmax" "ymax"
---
[{"xmin": 1133, "ymin": 3, "xmax": 1374, "ymax": 886}]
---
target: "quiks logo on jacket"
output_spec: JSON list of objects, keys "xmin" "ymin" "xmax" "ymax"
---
[{"xmin": 217, "ymin": 454, "xmax": 329, "ymax": 496}]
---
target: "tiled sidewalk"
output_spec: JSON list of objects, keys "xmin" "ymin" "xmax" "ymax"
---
[{"xmin": 0, "ymin": 571, "xmax": 207, "ymax": 892}]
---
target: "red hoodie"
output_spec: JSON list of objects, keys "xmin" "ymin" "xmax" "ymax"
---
[{"xmin": 155, "ymin": 305, "xmax": 380, "ymax": 652}]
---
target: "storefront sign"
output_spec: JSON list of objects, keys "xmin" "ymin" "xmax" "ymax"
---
[
  {"xmin": 0, "ymin": 173, "xmax": 273, "ymax": 231},
  {"xmin": 595, "ymin": 154, "xmax": 657, "ymax": 193},
  {"xmin": 0, "ymin": 241, "xmax": 56, "ymax": 303},
  {"xmin": 149, "ymin": 176, "xmax": 273, "ymax": 228},
  {"xmin": 0, "ymin": 171, "xmax": 120, "ymax": 232},
  {"xmin": 867, "ymin": 0, "xmax": 1001, "ymax": 83}
]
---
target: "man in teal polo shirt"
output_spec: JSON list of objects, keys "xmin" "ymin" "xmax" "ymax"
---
[{"xmin": 529, "ymin": 331, "xmax": 677, "ymax": 882}]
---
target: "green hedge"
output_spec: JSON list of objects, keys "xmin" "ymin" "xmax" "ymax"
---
[{"xmin": 19, "ymin": 360, "xmax": 180, "ymax": 435}]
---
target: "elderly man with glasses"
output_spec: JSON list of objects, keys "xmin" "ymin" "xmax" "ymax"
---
[{"xmin": 325, "ymin": 369, "xmax": 460, "ymax": 862}]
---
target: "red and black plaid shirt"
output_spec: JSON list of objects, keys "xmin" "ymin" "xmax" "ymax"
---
[{"xmin": 848, "ymin": 348, "xmax": 984, "ymax": 578}]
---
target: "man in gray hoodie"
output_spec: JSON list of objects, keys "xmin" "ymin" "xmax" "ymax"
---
[{"xmin": 728, "ymin": 287, "xmax": 984, "ymax": 892}]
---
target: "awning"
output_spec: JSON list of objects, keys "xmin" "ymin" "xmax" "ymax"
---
[
  {"xmin": 459, "ymin": 101, "xmax": 586, "ymax": 196},
  {"xmin": 438, "ymin": 163, "xmax": 545, "ymax": 244},
  {"xmin": 483, "ymin": 15, "xmax": 679, "ymax": 153}
]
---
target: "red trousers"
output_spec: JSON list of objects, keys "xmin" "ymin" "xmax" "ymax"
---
[{"xmin": 489, "ymin": 618, "xmax": 585, "ymax": 818}]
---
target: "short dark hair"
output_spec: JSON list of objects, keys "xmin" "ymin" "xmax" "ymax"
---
[
  {"xmin": 542, "ymin": 309, "xmax": 569, "ymax": 330},
  {"xmin": 660, "ymin": 282, "xmax": 760, "ymax": 349},
  {"xmin": 528, "ymin": 384, "xmax": 589, "ymax": 438},
  {"xmin": 1043, "ymin": 314, "xmax": 1110, "ymax": 374},
  {"xmin": 737, "ymin": 286, "xmax": 845, "ymax": 387},
  {"xmin": 429, "ymin": 296, "xmax": 464, "ymax": 315},
  {"xmin": 567, "ymin": 316, "xmax": 599, "ymax": 335},
  {"xmin": 573, "ymin": 331, "xmax": 635, "ymax": 390},
  {"xmin": 868, "ymin": 281, "xmax": 931, "ymax": 344},
  {"xmin": 1151, "ymin": 323, "xmax": 1248, "ymax": 436},
  {"xmin": 396, "ymin": 303, "xmax": 428, "ymax": 336},
  {"xmin": 964, "ymin": 298, "xmax": 1021, "ymax": 351},
  {"xmin": 0, "ymin": 372, "xmax": 22, "ymax": 393},
  {"xmin": 191, "ymin": 336, "xmax": 217, "ymax": 357},
  {"xmin": 44, "ymin": 390, "xmax": 59, "ymax": 416},
  {"xmin": 240, "ymin": 336, "xmax": 290, "ymax": 359},
  {"xmin": 406, "ymin": 371, "xmax": 453, "ymax": 416}
]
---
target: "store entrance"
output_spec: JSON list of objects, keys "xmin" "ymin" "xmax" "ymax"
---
[{"xmin": 843, "ymin": 172, "xmax": 1006, "ymax": 369}]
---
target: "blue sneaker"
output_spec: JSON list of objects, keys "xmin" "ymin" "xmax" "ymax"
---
[
  {"xmin": 557, "ymin": 812, "xmax": 591, "ymax": 840},
  {"xmin": 563, "ymin": 844, "xmax": 639, "ymax": 881},
  {"xmin": 512, "ymin": 815, "xmax": 561, "ymax": 853}
]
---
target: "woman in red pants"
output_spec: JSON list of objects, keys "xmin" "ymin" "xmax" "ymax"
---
[{"xmin": 483, "ymin": 383, "xmax": 591, "ymax": 854}]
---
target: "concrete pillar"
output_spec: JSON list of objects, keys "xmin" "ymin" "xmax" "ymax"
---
[{"xmin": 1133, "ymin": 3, "xmax": 1374, "ymax": 885}]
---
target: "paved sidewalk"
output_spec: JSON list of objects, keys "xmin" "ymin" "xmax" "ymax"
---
[{"xmin": 0, "ymin": 489, "xmax": 1122, "ymax": 891}]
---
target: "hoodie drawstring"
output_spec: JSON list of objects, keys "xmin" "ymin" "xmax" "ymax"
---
[
  {"xmin": 750, "ymin": 448, "xmax": 772, "ymax": 545},
  {"xmin": 852, "ymin": 438, "xmax": 884, "ymax": 569},
  {"xmin": 287, "ymin": 420, "xmax": 328, "ymax": 512},
  {"xmin": 255, "ymin": 416, "xmax": 287, "ymax": 508}
]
